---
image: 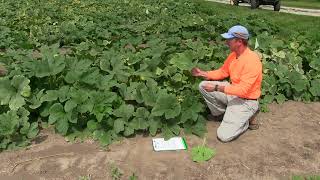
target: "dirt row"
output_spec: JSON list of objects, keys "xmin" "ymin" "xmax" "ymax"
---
[{"xmin": 0, "ymin": 101, "xmax": 319, "ymax": 180}]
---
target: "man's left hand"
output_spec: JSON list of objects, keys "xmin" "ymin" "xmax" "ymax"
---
[{"xmin": 203, "ymin": 83, "xmax": 215, "ymax": 92}]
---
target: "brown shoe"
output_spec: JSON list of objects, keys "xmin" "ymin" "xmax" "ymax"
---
[
  {"xmin": 249, "ymin": 109, "xmax": 260, "ymax": 130},
  {"xmin": 207, "ymin": 114, "xmax": 224, "ymax": 122}
]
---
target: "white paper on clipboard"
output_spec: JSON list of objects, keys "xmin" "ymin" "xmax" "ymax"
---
[{"xmin": 152, "ymin": 137, "xmax": 187, "ymax": 151}]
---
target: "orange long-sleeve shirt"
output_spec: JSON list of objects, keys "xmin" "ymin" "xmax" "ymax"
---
[{"xmin": 207, "ymin": 48, "xmax": 262, "ymax": 99}]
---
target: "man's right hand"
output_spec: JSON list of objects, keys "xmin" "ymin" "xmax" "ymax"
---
[{"xmin": 191, "ymin": 67, "xmax": 208, "ymax": 78}]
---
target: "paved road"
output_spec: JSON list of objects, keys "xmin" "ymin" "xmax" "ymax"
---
[{"xmin": 208, "ymin": 0, "xmax": 320, "ymax": 17}]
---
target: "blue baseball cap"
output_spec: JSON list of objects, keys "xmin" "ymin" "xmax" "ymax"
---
[{"xmin": 221, "ymin": 25, "xmax": 250, "ymax": 40}]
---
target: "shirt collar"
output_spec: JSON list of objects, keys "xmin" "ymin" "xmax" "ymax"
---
[{"xmin": 236, "ymin": 47, "xmax": 250, "ymax": 59}]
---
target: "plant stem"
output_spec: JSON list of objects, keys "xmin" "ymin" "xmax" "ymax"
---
[{"xmin": 202, "ymin": 134, "xmax": 207, "ymax": 146}]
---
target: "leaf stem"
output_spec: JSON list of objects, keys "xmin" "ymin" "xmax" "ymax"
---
[{"xmin": 202, "ymin": 134, "xmax": 206, "ymax": 146}]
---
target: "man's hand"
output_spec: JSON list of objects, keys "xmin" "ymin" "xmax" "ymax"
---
[
  {"xmin": 202, "ymin": 83, "xmax": 215, "ymax": 92},
  {"xmin": 191, "ymin": 67, "xmax": 208, "ymax": 78},
  {"xmin": 202, "ymin": 83, "xmax": 225, "ymax": 93}
]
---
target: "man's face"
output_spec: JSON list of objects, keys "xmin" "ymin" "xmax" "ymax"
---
[{"xmin": 225, "ymin": 38, "xmax": 241, "ymax": 52}]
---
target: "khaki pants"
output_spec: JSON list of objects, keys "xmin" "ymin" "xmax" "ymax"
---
[{"xmin": 199, "ymin": 81, "xmax": 259, "ymax": 142}]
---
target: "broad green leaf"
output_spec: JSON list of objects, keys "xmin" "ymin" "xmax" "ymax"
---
[
  {"xmin": 97, "ymin": 131, "xmax": 112, "ymax": 146},
  {"xmin": 29, "ymin": 89, "xmax": 45, "ymax": 109},
  {"xmin": 130, "ymin": 117, "xmax": 149, "ymax": 130},
  {"xmin": 0, "ymin": 110, "xmax": 19, "ymax": 136},
  {"xmin": 41, "ymin": 90, "xmax": 59, "ymax": 102},
  {"xmin": 113, "ymin": 104, "xmax": 134, "ymax": 120},
  {"xmin": 114, "ymin": 118, "xmax": 125, "ymax": 134},
  {"xmin": 149, "ymin": 117, "xmax": 161, "ymax": 136},
  {"xmin": 180, "ymin": 96, "xmax": 204, "ymax": 123},
  {"xmin": 301, "ymin": 91, "xmax": 312, "ymax": 102},
  {"xmin": 309, "ymin": 79, "xmax": 320, "ymax": 96},
  {"xmin": 127, "ymin": 51, "xmax": 144, "ymax": 65},
  {"xmin": 140, "ymin": 79, "xmax": 159, "ymax": 107},
  {"xmin": 81, "ymin": 68, "xmax": 100, "ymax": 85},
  {"xmin": 0, "ymin": 78, "xmax": 14, "ymax": 105},
  {"xmin": 64, "ymin": 71, "xmax": 79, "ymax": 84},
  {"xmin": 27, "ymin": 122, "xmax": 39, "ymax": 138},
  {"xmin": 140, "ymin": 87, "xmax": 157, "ymax": 107},
  {"xmin": 162, "ymin": 123, "xmax": 180, "ymax": 140},
  {"xmin": 275, "ymin": 94, "xmax": 286, "ymax": 104},
  {"xmin": 274, "ymin": 64, "xmax": 289, "ymax": 79},
  {"xmin": 93, "ymin": 104, "xmax": 113, "ymax": 122},
  {"xmin": 183, "ymin": 120, "xmax": 194, "ymax": 135},
  {"xmin": 64, "ymin": 59, "xmax": 92, "ymax": 83},
  {"xmin": 124, "ymin": 125, "xmax": 135, "ymax": 137},
  {"xmin": 34, "ymin": 45, "xmax": 66, "ymax": 78},
  {"xmin": 78, "ymin": 99, "xmax": 94, "ymax": 114},
  {"xmin": 123, "ymin": 82, "xmax": 143, "ymax": 101},
  {"xmin": 68, "ymin": 87, "xmax": 89, "ymax": 104},
  {"xmin": 191, "ymin": 116, "xmax": 207, "ymax": 137},
  {"xmin": 96, "ymin": 75, "xmax": 118, "ymax": 90},
  {"xmin": 272, "ymin": 50, "xmax": 286, "ymax": 59},
  {"xmin": 135, "ymin": 70, "xmax": 156, "ymax": 81},
  {"xmin": 172, "ymin": 73, "xmax": 183, "ymax": 82},
  {"xmin": 58, "ymin": 86, "xmax": 70, "ymax": 102},
  {"xmin": 87, "ymin": 120, "xmax": 99, "ymax": 132},
  {"xmin": 67, "ymin": 111, "xmax": 77, "ymax": 123},
  {"xmin": 155, "ymin": 67, "xmax": 163, "ymax": 76},
  {"xmin": 56, "ymin": 118, "xmax": 69, "ymax": 135},
  {"xmin": 151, "ymin": 93, "xmax": 181, "ymax": 119},
  {"xmin": 134, "ymin": 107, "xmax": 150, "ymax": 118},
  {"xmin": 48, "ymin": 103, "xmax": 65, "ymax": 124},
  {"xmin": 40, "ymin": 102, "xmax": 53, "ymax": 117},
  {"xmin": 89, "ymin": 48, "xmax": 98, "ymax": 57},
  {"xmin": 20, "ymin": 121, "xmax": 30, "ymax": 135},
  {"xmin": 17, "ymin": 107, "xmax": 30, "ymax": 122},
  {"xmin": 170, "ymin": 52, "xmax": 194, "ymax": 71},
  {"xmin": 65, "ymin": 129, "xmax": 91, "ymax": 143},
  {"xmin": 282, "ymin": 83, "xmax": 293, "ymax": 97},
  {"xmin": 191, "ymin": 146, "xmax": 216, "ymax": 163},
  {"xmin": 9, "ymin": 94, "xmax": 25, "ymax": 110},
  {"xmin": 99, "ymin": 50, "xmax": 115, "ymax": 71},
  {"xmin": 310, "ymin": 58, "xmax": 320, "ymax": 71},
  {"xmin": 135, "ymin": 83, "xmax": 145, "ymax": 104},
  {"xmin": 163, "ymin": 66, "xmax": 178, "ymax": 77},
  {"xmin": 64, "ymin": 99, "xmax": 77, "ymax": 112},
  {"xmin": 263, "ymin": 95, "xmax": 274, "ymax": 104},
  {"xmin": 100, "ymin": 49, "xmax": 131, "ymax": 82},
  {"xmin": 292, "ymin": 79, "xmax": 308, "ymax": 92},
  {"xmin": 99, "ymin": 58, "xmax": 110, "ymax": 72},
  {"xmin": 270, "ymin": 39, "xmax": 284, "ymax": 49},
  {"xmin": 11, "ymin": 75, "xmax": 31, "ymax": 98}
]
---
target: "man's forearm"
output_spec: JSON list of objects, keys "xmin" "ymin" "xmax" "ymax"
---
[
  {"xmin": 200, "ymin": 71, "xmax": 209, "ymax": 79},
  {"xmin": 206, "ymin": 69, "xmax": 228, "ymax": 80}
]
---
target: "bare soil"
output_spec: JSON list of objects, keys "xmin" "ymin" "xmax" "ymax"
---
[{"xmin": 0, "ymin": 101, "xmax": 319, "ymax": 180}]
